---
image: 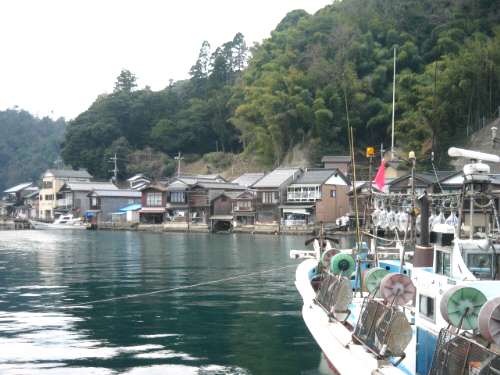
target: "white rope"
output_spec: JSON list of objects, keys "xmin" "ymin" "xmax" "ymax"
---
[{"xmin": 0, "ymin": 264, "xmax": 297, "ymax": 316}]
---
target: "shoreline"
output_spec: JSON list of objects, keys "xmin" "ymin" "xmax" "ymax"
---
[{"xmin": 1, "ymin": 219, "xmax": 351, "ymax": 236}]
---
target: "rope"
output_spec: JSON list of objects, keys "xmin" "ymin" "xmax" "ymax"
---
[{"xmin": 0, "ymin": 264, "xmax": 297, "ymax": 317}]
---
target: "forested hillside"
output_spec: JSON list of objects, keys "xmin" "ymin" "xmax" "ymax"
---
[
  {"xmin": 50, "ymin": 0, "xmax": 500, "ymax": 180},
  {"xmin": 0, "ymin": 109, "xmax": 67, "ymax": 192}
]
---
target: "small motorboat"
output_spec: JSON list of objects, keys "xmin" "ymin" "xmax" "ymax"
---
[{"xmin": 30, "ymin": 213, "xmax": 88, "ymax": 230}]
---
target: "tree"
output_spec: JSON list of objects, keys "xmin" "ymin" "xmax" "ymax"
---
[{"xmin": 114, "ymin": 69, "xmax": 138, "ymax": 92}]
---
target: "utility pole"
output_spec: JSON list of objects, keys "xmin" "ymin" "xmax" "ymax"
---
[
  {"xmin": 108, "ymin": 153, "xmax": 118, "ymax": 184},
  {"xmin": 175, "ymin": 151, "xmax": 184, "ymax": 176},
  {"xmin": 54, "ymin": 156, "xmax": 63, "ymax": 170}
]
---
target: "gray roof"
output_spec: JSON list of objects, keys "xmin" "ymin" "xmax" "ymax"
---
[
  {"xmin": 89, "ymin": 189, "xmax": 141, "ymax": 198},
  {"xmin": 196, "ymin": 182, "xmax": 245, "ymax": 190},
  {"xmin": 176, "ymin": 176, "xmax": 223, "ymax": 186},
  {"xmin": 25, "ymin": 189, "xmax": 40, "ymax": 198},
  {"xmin": 252, "ymin": 168, "xmax": 302, "ymax": 188},
  {"xmin": 321, "ymin": 156, "xmax": 351, "ymax": 163},
  {"xmin": 292, "ymin": 168, "xmax": 344, "ymax": 185},
  {"xmin": 4, "ymin": 182, "xmax": 36, "ymax": 193},
  {"xmin": 232, "ymin": 173, "xmax": 265, "ymax": 187},
  {"xmin": 127, "ymin": 174, "xmax": 150, "ymax": 182},
  {"xmin": 195, "ymin": 174, "xmax": 227, "ymax": 182},
  {"xmin": 45, "ymin": 169, "xmax": 92, "ymax": 178},
  {"xmin": 60, "ymin": 182, "xmax": 118, "ymax": 191}
]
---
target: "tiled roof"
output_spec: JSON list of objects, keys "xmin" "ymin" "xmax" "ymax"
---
[
  {"xmin": 45, "ymin": 169, "xmax": 92, "ymax": 178},
  {"xmin": 292, "ymin": 168, "xmax": 341, "ymax": 185},
  {"xmin": 60, "ymin": 182, "xmax": 118, "ymax": 191},
  {"xmin": 196, "ymin": 182, "xmax": 245, "ymax": 190},
  {"xmin": 4, "ymin": 182, "xmax": 36, "ymax": 193},
  {"xmin": 321, "ymin": 156, "xmax": 351, "ymax": 163},
  {"xmin": 231, "ymin": 173, "xmax": 265, "ymax": 187},
  {"xmin": 251, "ymin": 168, "xmax": 301, "ymax": 188},
  {"xmin": 90, "ymin": 189, "xmax": 141, "ymax": 198}
]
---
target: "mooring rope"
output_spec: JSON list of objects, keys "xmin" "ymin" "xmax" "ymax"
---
[{"xmin": 0, "ymin": 264, "xmax": 298, "ymax": 316}]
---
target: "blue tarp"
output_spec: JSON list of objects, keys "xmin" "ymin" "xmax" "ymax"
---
[
  {"xmin": 110, "ymin": 212, "xmax": 126, "ymax": 215},
  {"xmin": 119, "ymin": 204, "xmax": 142, "ymax": 212}
]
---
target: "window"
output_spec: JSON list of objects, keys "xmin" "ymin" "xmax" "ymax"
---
[
  {"xmin": 45, "ymin": 194, "xmax": 53, "ymax": 200},
  {"xmin": 43, "ymin": 181, "xmax": 53, "ymax": 189},
  {"xmin": 330, "ymin": 190, "xmax": 336, "ymax": 198},
  {"xmin": 262, "ymin": 192, "xmax": 276, "ymax": 204},
  {"xmin": 419, "ymin": 294, "xmax": 435, "ymax": 323},
  {"xmin": 170, "ymin": 191, "xmax": 184, "ymax": 203},
  {"xmin": 236, "ymin": 201, "xmax": 251, "ymax": 209},
  {"xmin": 147, "ymin": 192, "xmax": 162, "ymax": 206},
  {"xmin": 467, "ymin": 253, "xmax": 493, "ymax": 279},
  {"xmin": 92, "ymin": 196, "xmax": 99, "ymax": 206},
  {"xmin": 436, "ymin": 250, "xmax": 451, "ymax": 276}
]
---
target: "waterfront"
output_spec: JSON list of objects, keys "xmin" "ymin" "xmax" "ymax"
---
[{"xmin": 0, "ymin": 230, "xmax": 353, "ymax": 374}]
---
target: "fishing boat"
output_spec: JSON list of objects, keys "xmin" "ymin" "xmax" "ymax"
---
[
  {"xmin": 30, "ymin": 213, "xmax": 88, "ymax": 230},
  {"xmin": 291, "ymin": 147, "xmax": 500, "ymax": 375}
]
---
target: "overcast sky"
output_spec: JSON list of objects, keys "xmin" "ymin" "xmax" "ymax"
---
[{"xmin": 0, "ymin": 0, "xmax": 332, "ymax": 120}]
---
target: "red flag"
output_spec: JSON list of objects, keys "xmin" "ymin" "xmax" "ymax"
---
[{"xmin": 374, "ymin": 159, "xmax": 386, "ymax": 191}]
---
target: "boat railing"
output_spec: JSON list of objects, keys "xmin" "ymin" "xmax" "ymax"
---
[
  {"xmin": 352, "ymin": 297, "xmax": 412, "ymax": 365},
  {"xmin": 428, "ymin": 328, "xmax": 500, "ymax": 375}
]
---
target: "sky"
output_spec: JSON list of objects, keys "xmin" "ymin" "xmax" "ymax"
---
[{"xmin": 0, "ymin": 0, "xmax": 332, "ymax": 121}]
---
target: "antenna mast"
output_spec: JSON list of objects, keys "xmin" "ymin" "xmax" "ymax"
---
[{"xmin": 391, "ymin": 48, "xmax": 396, "ymax": 161}]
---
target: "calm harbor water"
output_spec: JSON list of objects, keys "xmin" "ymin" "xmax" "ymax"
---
[{"xmin": 0, "ymin": 230, "xmax": 352, "ymax": 375}]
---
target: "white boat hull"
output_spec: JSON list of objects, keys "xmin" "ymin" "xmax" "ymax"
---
[
  {"xmin": 295, "ymin": 259, "xmax": 410, "ymax": 375},
  {"xmin": 29, "ymin": 220, "xmax": 88, "ymax": 230}
]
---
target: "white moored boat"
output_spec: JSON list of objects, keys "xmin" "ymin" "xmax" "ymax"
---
[
  {"xmin": 30, "ymin": 213, "xmax": 88, "ymax": 230},
  {"xmin": 291, "ymin": 148, "xmax": 500, "ymax": 375}
]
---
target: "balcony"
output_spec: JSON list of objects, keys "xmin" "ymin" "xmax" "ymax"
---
[
  {"xmin": 287, "ymin": 191, "xmax": 321, "ymax": 201},
  {"xmin": 56, "ymin": 199, "xmax": 73, "ymax": 209}
]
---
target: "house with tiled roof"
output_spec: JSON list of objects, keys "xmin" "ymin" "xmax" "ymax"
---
[
  {"xmin": 57, "ymin": 181, "xmax": 117, "ymax": 219},
  {"xmin": 189, "ymin": 181, "xmax": 245, "ymax": 229},
  {"xmin": 86, "ymin": 189, "xmax": 142, "ymax": 222},
  {"xmin": 1, "ymin": 182, "xmax": 38, "ymax": 217},
  {"xmin": 281, "ymin": 168, "xmax": 351, "ymax": 225},
  {"xmin": 139, "ymin": 182, "xmax": 167, "ymax": 224},
  {"xmin": 250, "ymin": 167, "xmax": 302, "ymax": 224},
  {"xmin": 38, "ymin": 169, "xmax": 93, "ymax": 219},
  {"xmin": 321, "ymin": 156, "xmax": 351, "ymax": 175},
  {"xmin": 164, "ymin": 175, "xmax": 228, "ymax": 223}
]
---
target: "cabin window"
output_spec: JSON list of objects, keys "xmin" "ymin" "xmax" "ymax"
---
[
  {"xmin": 467, "ymin": 253, "xmax": 493, "ymax": 279},
  {"xmin": 436, "ymin": 250, "xmax": 451, "ymax": 276},
  {"xmin": 419, "ymin": 294, "xmax": 435, "ymax": 323},
  {"xmin": 146, "ymin": 192, "xmax": 162, "ymax": 206}
]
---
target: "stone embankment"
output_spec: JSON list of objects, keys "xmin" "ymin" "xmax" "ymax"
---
[{"xmin": 98, "ymin": 221, "xmax": 345, "ymax": 235}]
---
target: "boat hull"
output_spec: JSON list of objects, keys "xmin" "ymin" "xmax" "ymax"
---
[
  {"xmin": 295, "ymin": 259, "xmax": 411, "ymax": 375},
  {"xmin": 29, "ymin": 220, "xmax": 88, "ymax": 230}
]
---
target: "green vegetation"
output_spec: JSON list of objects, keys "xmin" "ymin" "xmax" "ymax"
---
[
  {"xmin": 4, "ymin": 0, "xmax": 500, "ymax": 188},
  {"xmin": 0, "ymin": 109, "xmax": 67, "ymax": 192}
]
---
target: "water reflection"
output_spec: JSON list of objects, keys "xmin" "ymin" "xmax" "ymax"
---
[{"xmin": 0, "ymin": 230, "xmax": 348, "ymax": 374}]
